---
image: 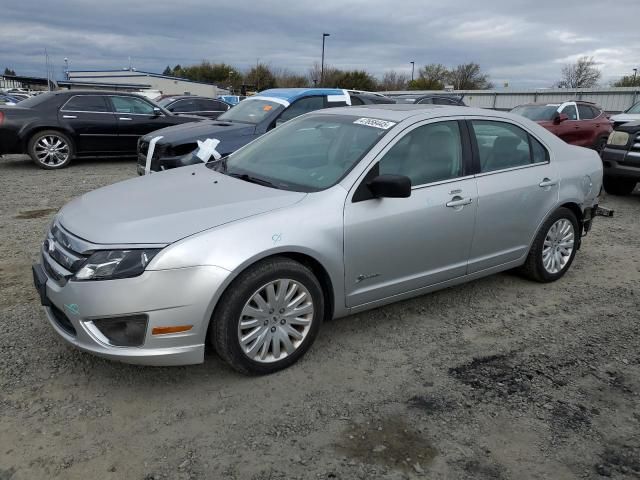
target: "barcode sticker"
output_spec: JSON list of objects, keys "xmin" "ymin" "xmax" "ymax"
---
[{"xmin": 353, "ymin": 118, "xmax": 396, "ymax": 130}]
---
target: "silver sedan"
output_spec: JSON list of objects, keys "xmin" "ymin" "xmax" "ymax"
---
[{"xmin": 33, "ymin": 105, "xmax": 603, "ymax": 374}]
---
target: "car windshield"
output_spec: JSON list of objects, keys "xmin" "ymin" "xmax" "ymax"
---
[
  {"xmin": 208, "ymin": 114, "xmax": 391, "ymax": 192},
  {"xmin": 627, "ymin": 102, "xmax": 640, "ymax": 114},
  {"xmin": 511, "ymin": 105, "xmax": 558, "ymax": 121},
  {"xmin": 217, "ymin": 98, "xmax": 283, "ymax": 124}
]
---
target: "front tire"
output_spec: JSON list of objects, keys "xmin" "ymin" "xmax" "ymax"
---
[
  {"xmin": 27, "ymin": 130, "xmax": 74, "ymax": 169},
  {"xmin": 211, "ymin": 257, "xmax": 324, "ymax": 375},
  {"xmin": 603, "ymin": 176, "xmax": 636, "ymax": 196},
  {"xmin": 520, "ymin": 207, "xmax": 579, "ymax": 283}
]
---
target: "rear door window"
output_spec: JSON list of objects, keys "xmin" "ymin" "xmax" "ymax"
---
[
  {"xmin": 577, "ymin": 104, "xmax": 596, "ymax": 120},
  {"xmin": 61, "ymin": 95, "xmax": 110, "ymax": 112},
  {"xmin": 471, "ymin": 120, "xmax": 547, "ymax": 173}
]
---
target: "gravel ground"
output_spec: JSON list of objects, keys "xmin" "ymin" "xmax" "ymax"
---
[{"xmin": 0, "ymin": 154, "xmax": 639, "ymax": 480}]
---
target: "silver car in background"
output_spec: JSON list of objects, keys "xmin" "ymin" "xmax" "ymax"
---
[{"xmin": 33, "ymin": 105, "xmax": 603, "ymax": 374}]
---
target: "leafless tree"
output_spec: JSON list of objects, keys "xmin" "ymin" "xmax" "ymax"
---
[
  {"xmin": 378, "ymin": 70, "xmax": 409, "ymax": 91},
  {"xmin": 448, "ymin": 63, "xmax": 493, "ymax": 90},
  {"xmin": 557, "ymin": 56, "xmax": 601, "ymax": 88}
]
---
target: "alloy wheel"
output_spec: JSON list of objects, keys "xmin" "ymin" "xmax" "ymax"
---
[
  {"xmin": 34, "ymin": 135, "xmax": 70, "ymax": 167},
  {"xmin": 542, "ymin": 218, "xmax": 575, "ymax": 274},
  {"xmin": 237, "ymin": 279, "xmax": 314, "ymax": 363}
]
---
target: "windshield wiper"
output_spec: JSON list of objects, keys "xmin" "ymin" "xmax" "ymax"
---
[{"xmin": 227, "ymin": 172, "xmax": 280, "ymax": 189}]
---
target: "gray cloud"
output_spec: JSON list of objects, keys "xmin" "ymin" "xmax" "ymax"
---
[{"xmin": 2, "ymin": 0, "xmax": 639, "ymax": 88}]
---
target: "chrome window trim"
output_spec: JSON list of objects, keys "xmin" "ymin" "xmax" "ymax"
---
[
  {"xmin": 474, "ymin": 160, "xmax": 550, "ymax": 178},
  {"xmin": 60, "ymin": 94, "xmax": 113, "ymax": 114},
  {"xmin": 411, "ymin": 174, "xmax": 476, "ymax": 190}
]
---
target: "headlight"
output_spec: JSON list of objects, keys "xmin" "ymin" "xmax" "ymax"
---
[
  {"xmin": 74, "ymin": 249, "xmax": 160, "ymax": 281},
  {"xmin": 607, "ymin": 131, "xmax": 629, "ymax": 146}
]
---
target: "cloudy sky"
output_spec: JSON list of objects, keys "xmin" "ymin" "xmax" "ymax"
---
[{"xmin": 2, "ymin": 0, "xmax": 638, "ymax": 88}]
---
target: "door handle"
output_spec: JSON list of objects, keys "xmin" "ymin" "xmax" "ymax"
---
[
  {"xmin": 119, "ymin": 117, "xmax": 132, "ymax": 121},
  {"xmin": 446, "ymin": 196, "xmax": 473, "ymax": 208},
  {"xmin": 539, "ymin": 178, "xmax": 557, "ymax": 188},
  {"xmin": 62, "ymin": 115, "xmax": 77, "ymax": 119}
]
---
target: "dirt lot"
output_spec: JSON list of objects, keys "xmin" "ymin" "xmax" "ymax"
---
[{"xmin": 0, "ymin": 154, "xmax": 639, "ymax": 480}]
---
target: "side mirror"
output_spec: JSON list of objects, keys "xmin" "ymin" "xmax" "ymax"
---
[
  {"xmin": 368, "ymin": 174, "xmax": 411, "ymax": 198},
  {"xmin": 553, "ymin": 112, "xmax": 569, "ymax": 124},
  {"xmin": 152, "ymin": 107, "xmax": 163, "ymax": 117}
]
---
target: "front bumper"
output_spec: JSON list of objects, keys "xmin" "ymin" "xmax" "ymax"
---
[
  {"xmin": 601, "ymin": 146, "xmax": 640, "ymax": 179},
  {"xmin": 136, "ymin": 149, "xmax": 200, "ymax": 175},
  {"xmin": 34, "ymin": 260, "xmax": 230, "ymax": 366}
]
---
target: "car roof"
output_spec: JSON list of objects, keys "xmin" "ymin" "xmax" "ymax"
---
[
  {"xmin": 256, "ymin": 88, "xmax": 346, "ymax": 102},
  {"xmin": 318, "ymin": 104, "xmax": 490, "ymax": 122}
]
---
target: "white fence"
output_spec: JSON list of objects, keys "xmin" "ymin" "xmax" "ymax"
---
[{"xmin": 382, "ymin": 87, "xmax": 640, "ymax": 113}]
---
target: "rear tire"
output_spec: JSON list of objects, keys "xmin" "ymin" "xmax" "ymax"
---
[
  {"xmin": 27, "ymin": 130, "xmax": 74, "ymax": 169},
  {"xmin": 603, "ymin": 176, "xmax": 636, "ymax": 196},
  {"xmin": 520, "ymin": 207, "xmax": 579, "ymax": 283},
  {"xmin": 211, "ymin": 257, "xmax": 324, "ymax": 375}
]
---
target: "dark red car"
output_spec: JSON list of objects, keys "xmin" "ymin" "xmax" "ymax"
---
[{"xmin": 511, "ymin": 101, "xmax": 612, "ymax": 152}]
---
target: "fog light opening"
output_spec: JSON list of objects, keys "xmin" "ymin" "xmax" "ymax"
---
[{"xmin": 90, "ymin": 315, "xmax": 148, "ymax": 347}]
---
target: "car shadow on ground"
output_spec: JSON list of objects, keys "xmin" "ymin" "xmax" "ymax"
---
[
  {"xmin": 43, "ymin": 270, "xmax": 529, "ymax": 390},
  {"xmin": 0, "ymin": 154, "xmax": 137, "ymax": 170}
]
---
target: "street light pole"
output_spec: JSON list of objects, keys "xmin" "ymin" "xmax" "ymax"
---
[
  {"xmin": 410, "ymin": 61, "xmax": 415, "ymax": 82},
  {"xmin": 321, "ymin": 33, "xmax": 330, "ymax": 85},
  {"xmin": 634, "ymin": 68, "xmax": 638, "ymax": 81}
]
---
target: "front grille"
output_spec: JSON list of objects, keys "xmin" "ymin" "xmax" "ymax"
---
[
  {"xmin": 628, "ymin": 133, "xmax": 640, "ymax": 159},
  {"xmin": 42, "ymin": 223, "xmax": 90, "ymax": 284},
  {"xmin": 50, "ymin": 304, "xmax": 77, "ymax": 336}
]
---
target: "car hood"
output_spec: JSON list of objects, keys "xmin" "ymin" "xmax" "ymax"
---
[
  {"xmin": 610, "ymin": 113, "xmax": 640, "ymax": 124},
  {"xmin": 58, "ymin": 165, "xmax": 306, "ymax": 245},
  {"xmin": 142, "ymin": 119, "xmax": 256, "ymax": 145}
]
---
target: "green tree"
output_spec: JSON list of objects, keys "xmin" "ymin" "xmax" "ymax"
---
[
  {"xmin": 3, "ymin": 67, "xmax": 16, "ymax": 76},
  {"xmin": 335, "ymin": 70, "xmax": 377, "ymax": 91},
  {"xmin": 246, "ymin": 63, "xmax": 277, "ymax": 91},
  {"xmin": 162, "ymin": 65, "xmax": 172, "ymax": 76},
  {"xmin": 408, "ymin": 64, "xmax": 449, "ymax": 90},
  {"xmin": 613, "ymin": 74, "xmax": 640, "ymax": 87}
]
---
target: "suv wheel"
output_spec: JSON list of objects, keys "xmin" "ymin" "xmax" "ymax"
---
[
  {"xmin": 603, "ymin": 176, "xmax": 637, "ymax": 196},
  {"xmin": 28, "ymin": 130, "xmax": 74, "ymax": 169},
  {"xmin": 520, "ymin": 207, "xmax": 579, "ymax": 283},
  {"xmin": 211, "ymin": 257, "xmax": 324, "ymax": 375}
]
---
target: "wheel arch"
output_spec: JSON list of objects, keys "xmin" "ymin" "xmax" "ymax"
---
[
  {"xmin": 23, "ymin": 126, "xmax": 76, "ymax": 151},
  {"xmin": 527, "ymin": 201, "xmax": 584, "ymax": 258},
  {"xmin": 205, "ymin": 250, "xmax": 336, "ymax": 347}
]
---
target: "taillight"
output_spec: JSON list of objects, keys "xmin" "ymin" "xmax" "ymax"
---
[{"xmin": 0, "ymin": 111, "xmax": 4, "ymax": 125}]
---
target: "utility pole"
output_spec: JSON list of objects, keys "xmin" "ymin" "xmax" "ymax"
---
[
  {"xmin": 321, "ymin": 33, "xmax": 330, "ymax": 85},
  {"xmin": 410, "ymin": 61, "xmax": 415, "ymax": 82}
]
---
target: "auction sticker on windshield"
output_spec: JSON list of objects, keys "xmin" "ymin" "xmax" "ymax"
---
[{"xmin": 353, "ymin": 118, "xmax": 396, "ymax": 129}]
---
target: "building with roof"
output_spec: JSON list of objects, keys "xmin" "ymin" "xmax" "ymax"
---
[{"xmin": 67, "ymin": 69, "xmax": 228, "ymax": 97}]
